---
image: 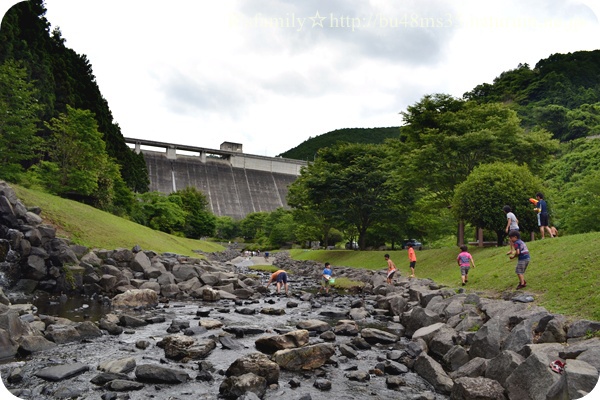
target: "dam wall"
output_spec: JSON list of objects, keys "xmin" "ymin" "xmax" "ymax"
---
[{"xmin": 126, "ymin": 138, "xmax": 307, "ymax": 220}]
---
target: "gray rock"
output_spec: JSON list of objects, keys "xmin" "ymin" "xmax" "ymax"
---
[
  {"xmin": 451, "ymin": 376, "xmax": 507, "ymax": 400},
  {"xmin": 226, "ymin": 352, "xmax": 280, "ymax": 385},
  {"xmin": 135, "ymin": 363, "xmax": 190, "ymax": 383},
  {"xmin": 219, "ymin": 372, "xmax": 267, "ymax": 399},
  {"xmin": 505, "ymin": 350, "xmax": 561, "ymax": 400},
  {"xmin": 360, "ymin": 327, "xmax": 399, "ymax": 344},
  {"xmin": 35, "ymin": 362, "xmax": 90, "ymax": 381},
  {"xmin": 485, "ymin": 350, "xmax": 525, "ymax": 387},
  {"xmin": 414, "ymin": 353, "xmax": 454, "ymax": 394}
]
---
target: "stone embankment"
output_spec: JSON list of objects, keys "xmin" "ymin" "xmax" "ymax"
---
[{"xmin": 1, "ymin": 181, "xmax": 599, "ymax": 399}]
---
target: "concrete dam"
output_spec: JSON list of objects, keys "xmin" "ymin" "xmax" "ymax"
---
[{"xmin": 125, "ymin": 138, "xmax": 307, "ymax": 220}]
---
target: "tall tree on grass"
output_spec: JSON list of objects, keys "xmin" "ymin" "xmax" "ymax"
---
[
  {"xmin": 288, "ymin": 143, "xmax": 394, "ymax": 250},
  {"xmin": 39, "ymin": 105, "xmax": 118, "ymax": 203},
  {"xmin": 0, "ymin": 60, "xmax": 43, "ymax": 180},
  {"xmin": 452, "ymin": 162, "xmax": 543, "ymax": 245}
]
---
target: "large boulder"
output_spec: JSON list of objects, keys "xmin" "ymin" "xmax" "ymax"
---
[
  {"xmin": 254, "ymin": 329, "xmax": 309, "ymax": 354},
  {"xmin": 414, "ymin": 353, "xmax": 454, "ymax": 394},
  {"xmin": 271, "ymin": 343, "xmax": 335, "ymax": 371},
  {"xmin": 450, "ymin": 376, "xmax": 507, "ymax": 400},
  {"xmin": 219, "ymin": 372, "xmax": 267, "ymax": 400},
  {"xmin": 111, "ymin": 289, "xmax": 158, "ymax": 308},
  {"xmin": 225, "ymin": 352, "xmax": 280, "ymax": 384}
]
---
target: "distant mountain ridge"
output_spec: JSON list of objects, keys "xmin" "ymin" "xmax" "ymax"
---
[
  {"xmin": 278, "ymin": 126, "xmax": 401, "ymax": 160},
  {"xmin": 279, "ymin": 49, "xmax": 600, "ymax": 160}
]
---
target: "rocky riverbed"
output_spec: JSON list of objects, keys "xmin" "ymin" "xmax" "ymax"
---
[{"xmin": 1, "ymin": 181, "xmax": 599, "ymax": 399}]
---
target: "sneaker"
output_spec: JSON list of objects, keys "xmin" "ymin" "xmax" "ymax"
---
[
  {"xmin": 462, "ymin": 282, "xmax": 465, "ymax": 286},
  {"xmin": 465, "ymin": 280, "xmax": 468, "ymax": 283},
  {"xmin": 516, "ymin": 284, "xmax": 525, "ymax": 289}
]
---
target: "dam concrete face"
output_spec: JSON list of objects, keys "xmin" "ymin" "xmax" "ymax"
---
[{"xmin": 141, "ymin": 150, "xmax": 305, "ymax": 220}]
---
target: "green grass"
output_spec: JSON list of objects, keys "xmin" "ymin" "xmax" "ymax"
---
[
  {"xmin": 12, "ymin": 185, "xmax": 224, "ymax": 256},
  {"xmin": 290, "ymin": 235, "xmax": 600, "ymax": 322}
]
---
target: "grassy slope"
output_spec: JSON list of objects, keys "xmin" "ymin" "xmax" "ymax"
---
[
  {"xmin": 290, "ymin": 234, "xmax": 600, "ymax": 322},
  {"xmin": 12, "ymin": 185, "xmax": 224, "ymax": 256}
]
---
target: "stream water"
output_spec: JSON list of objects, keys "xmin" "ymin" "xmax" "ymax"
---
[{"xmin": 1, "ymin": 292, "xmax": 448, "ymax": 400}]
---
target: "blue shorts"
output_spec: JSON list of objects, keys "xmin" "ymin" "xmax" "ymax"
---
[{"xmin": 276, "ymin": 272, "xmax": 288, "ymax": 284}]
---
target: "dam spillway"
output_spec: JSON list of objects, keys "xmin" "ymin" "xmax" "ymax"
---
[{"xmin": 126, "ymin": 138, "xmax": 307, "ymax": 220}]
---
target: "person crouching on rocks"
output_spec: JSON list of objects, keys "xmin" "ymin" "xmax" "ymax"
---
[{"xmin": 266, "ymin": 269, "xmax": 289, "ymax": 295}]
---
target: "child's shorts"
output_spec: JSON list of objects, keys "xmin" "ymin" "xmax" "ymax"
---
[
  {"xmin": 276, "ymin": 272, "xmax": 288, "ymax": 283},
  {"xmin": 460, "ymin": 266, "xmax": 470, "ymax": 276},
  {"xmin": 515, "ymin": 260, "xmax": 529, "ymax": 274},
  {"xmin": 387, "ymin": 270, "xmax": 396, "ymax": 279},
  {"xmin": 409, "ymin": 261, "xmax": 416, "ymax": 269}
]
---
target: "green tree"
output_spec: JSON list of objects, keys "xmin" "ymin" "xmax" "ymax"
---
[
  {"xmin": 170, "ymin": 187, "xmax": 216, "ymax": 239},
  {"xmin": 400, "ymin": 96, "xmax": 559, "ymax": 205},
  {"xmin": 288, "ymin": 143, "xmax": 394, "ymax": 250},
  {"xmin": 264, "ymin": 208, "xmax": 296, "ymax": 248},
  {"xmin": 557, "ymin": 170, "xmax": 600, "ymax": 233},
  {"xmin": 42, "ymin": 105, "xmax": 110, "ymax": 197},
  {"xmin": 131, "ymin": 191, "xmax": 186, "ymax": 234},
  {"xmin": 452, "ymin": 162, "xmax": 542, "ymax": 245},
  {"xmin": 0, "ymin": 59, "xmax": 43, "ymax": 180},
  {"xmin": 215, "ymin": 216, "xmax": 240, "ymax": 240},
  {"xmin": 239, "ymin": 212, "xmax": 268, "ymax": 241}
]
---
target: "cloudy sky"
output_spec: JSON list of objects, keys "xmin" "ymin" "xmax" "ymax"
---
[{"xmin": 2, "ymin": 1, "xmax": 600, "ymax": 157}]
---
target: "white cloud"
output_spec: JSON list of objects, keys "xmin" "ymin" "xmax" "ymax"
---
[{"xmin": 3, "ymin": 0, "xmax": 599, "ymax": 156}]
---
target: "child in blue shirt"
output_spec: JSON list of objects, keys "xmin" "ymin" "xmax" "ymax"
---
[
  {"xmin": 318, "ymin": 262, "xmax": 333, "ymax": 295},
  {"xmin": 508, "ymin": 230, "xmax": 530, "ymax": 289}
]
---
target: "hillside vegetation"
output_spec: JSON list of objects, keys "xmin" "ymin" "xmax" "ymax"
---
[
  {"xmin": 290, "ymin": 237, "xmax": 600, "ymax": 322},
  {"xmin": 12, "ymin": 184, "xmax": 223, "ymax": 255}
]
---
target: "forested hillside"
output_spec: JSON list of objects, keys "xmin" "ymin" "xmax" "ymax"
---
[{"xmin": 0, "ymin": 0, "xmax": 149, "ymax": 198}]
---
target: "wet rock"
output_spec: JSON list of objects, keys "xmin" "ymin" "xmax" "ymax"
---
[
  {"xmin": 313, "ymin": 377, "xmax": 332, "ymax": 391},
  {"xmin": 105, "ymin": 379, "xmax": 145, "ymax": 391},
  {"xmin": 44, "ymin": 324, "xmax": 81, "ymax": 344},
  {"xmin": 255, "ymin": 329, "xmax": 309, "ymax": 354},
  {"xmin": 111, "ymin": 289, "xmax": 158, "ymax": 308},
  {"xmin": 158, "ymin": 335, "xmax": 217, "ymax": 361},
  {"xmin": 223, "ymin": 325, "xmax": 265, "ymax": 336},
  {"xmin": 219, "ymin": 372, "xmax": 267, "ymax": 399},
  {"xmin": 35, "ymin": 362, "xmax": 90, "ymax": 381},
  {"xmin": 17, "ymin": 334, "xmax": 57, "ymax": 354},
  {"xmin": 360, "ymin": 327, "xmax": 399, "ymax": 344},
  {"xmin": 98, "ymin": 357, "xmax": 136, "ymax": 374},
  {"xmin": 346, "ymin": 370, "xmax": 370, "ymax": 381},
  {"xmin": 296, "ymin": 319, "xmax": 331, "ymax": 333},
  {"xmin": 226, "ymin": 352, "xmax": 280, "ymax": 384},
  {"xmin": 272, "ymin": 343, "xmax": 335, "ymax": 371},
  {"xmin": 333, "ymin": 319, "xmax": 360, "ymax": 336},
  {"xmin": 90, "ymin": 372, "xmax": 132, "ymax": 385},
  {"xmin": 219, "ymin": 335, "xmax": 243, "ymax": 350},
  {"xmin": 118, "ymin": 314, "xmax": 148, "ymax": 328},
  {"xmin": 199, "ymin": 318, "xmax": 223, "ymax": 329},
  {"xmin": 134, "ymin": 363, "xmax": 190, "ymax": 383}
]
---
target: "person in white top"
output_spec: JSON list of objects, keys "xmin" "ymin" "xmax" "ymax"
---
[{"xmin": 503, "ymin": 205, "xmax": 519, "ymax": 233}]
